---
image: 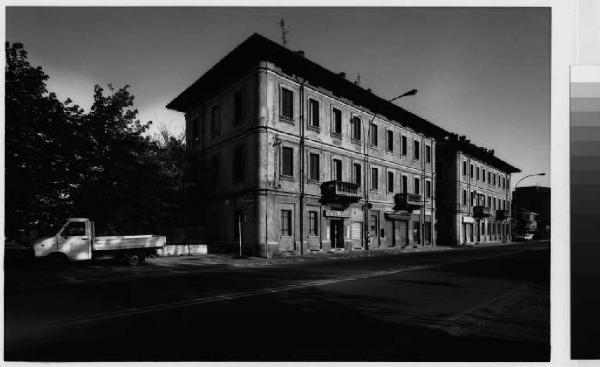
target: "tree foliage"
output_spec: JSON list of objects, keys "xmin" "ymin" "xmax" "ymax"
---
[{"xmin": 5, "ymin": 42, "xmax": 192, "ymax": 242}]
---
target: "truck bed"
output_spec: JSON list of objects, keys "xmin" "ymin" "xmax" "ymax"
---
[{"xmin": 92, "ymin": 235, "xmax": 166, "ymax": 252}]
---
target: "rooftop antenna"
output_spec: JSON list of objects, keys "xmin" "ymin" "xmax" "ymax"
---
[
  {"xmin": 279, "ymin": 18, "xmax": 289, "ymax": 47},
  {"xmin": 356, "ymin": 73, "xmax": 361, "ymax": 86}
]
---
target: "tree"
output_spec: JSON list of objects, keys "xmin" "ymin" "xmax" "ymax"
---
[
  {"xmin": 6, "ymin": 42, "xmax": 194, "ymax": 242},
  {"xmin": 5, "ymin": 42, "xmax": 84, "ymax": 240}
]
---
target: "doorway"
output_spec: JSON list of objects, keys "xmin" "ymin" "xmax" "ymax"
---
[
  {"xmin": 393, "ymin": 220, "xmax": 408, "ymax": 247},
  {"xmin": 330, "ymin": 219, "xmax": 344, "ymax": 249}
]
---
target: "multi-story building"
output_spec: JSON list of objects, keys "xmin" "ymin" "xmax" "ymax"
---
[
  {"xmin": 167, "ymin": 34, "xmax": 447, "ymax": 257},
  {"xmin": 436, "ymin": 134, "xmax": 520, "ymax": 245}
]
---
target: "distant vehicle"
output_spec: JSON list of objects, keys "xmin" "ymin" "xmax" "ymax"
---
[
  {"xmin": 512, "ymin": 231, "xmax": 534, "ymax": 242},
  {"xmin": 32, "ymin": 218, "xmax": 166, "ymax": 265}
]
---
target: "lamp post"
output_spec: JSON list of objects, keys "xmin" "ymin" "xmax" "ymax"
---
[
  {"xmin": 364, "ymin": 89, "xmax": 418, "ymax": 251},
  {"xmin": 512, "ymin": 172, "xmax": 546, "ymax": 238}
]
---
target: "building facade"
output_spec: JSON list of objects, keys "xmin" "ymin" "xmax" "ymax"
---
[
  {"xmin": 168, "ymin": 34, "xmax": 442, "ymax": 257},
  {"xmin": 168, "ymin": 33, "xmax": 520, "ymax": 256},
  {"xmin": 436, "ymin": 134, "xmax": 520, "ymax": 246}
]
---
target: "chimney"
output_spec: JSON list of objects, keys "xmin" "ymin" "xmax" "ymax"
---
[
  {"xmin": 489, "ymin": 149, "xmax": 495, "ymax": 155},
  {"xmin": 367, "ymin": 88, "xmax": 372, "ymax": 93},
  {"xmin": 338, "ymin": 72, "xmax": 346, "ymax": 78},
  {"xmin": 459, "ymin": 135, "xmax": 466, "ymax": 142},
  {"xmin": 295, "ymin": 50, "xmax": 305, "ymax": 57}
]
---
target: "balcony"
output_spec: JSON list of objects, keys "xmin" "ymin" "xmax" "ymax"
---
[
  {"xmin": 394, "ymin": 193, "xmax": 423, "ymax": 211},
  {"xmin": 496, "ymin": 209, "xmax": 509, "ymax": 220},
  {"xmin": 321, "ymin": 181, "xmax": 362, "ymax": 204},
  {"xmin": 473, "ymin": 206, "xmax": 491, "ymax": 218}
]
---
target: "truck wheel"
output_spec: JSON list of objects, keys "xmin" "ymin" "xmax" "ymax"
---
[
  {"xmin": 125, "ymin": 251, "xmax": 144, "ymax": 266},
  {"xmin": 47, "ymin": 252, "xmax": 68, "ymax": 266}
]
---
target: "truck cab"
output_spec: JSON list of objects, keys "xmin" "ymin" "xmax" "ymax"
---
[{"xmin": 33, "ymin": 218, "xmax": 93, "ymax": 261}]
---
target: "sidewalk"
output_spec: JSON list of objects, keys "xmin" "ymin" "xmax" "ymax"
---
[{"xmin": 148, "ymin": 240, "xmax": 531, "ymax": 268}]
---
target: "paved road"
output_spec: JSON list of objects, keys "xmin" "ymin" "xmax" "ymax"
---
[{"xmin": 4, "ymin": 242, "xmax": 549, "ymax": 362}]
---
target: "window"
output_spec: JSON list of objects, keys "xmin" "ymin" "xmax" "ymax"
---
[
  {"xmin": 502, "ymin": 177, "xmax": 505, "ymax": 189},
  {"xmin": 483, "ymin": 169, "xmax": 486, "ymax": 183},
  {"xmin": 493, "ymin": 173, "xmax": 496, "ymax": 186},
  {"xmin": 426, "ymin": 145, "xmax": 431, "ymax": 163},
  {"xmin": 370, "ymin": 123, "xmax": 378, "ymax": 146},
  {"xmin": 487, "ymin": 196, "xmax": 491, "ymax": 208},
  {"xmin": 463, "ymin": 161, "xmax": 467, "ymax": 176},
  {"xmin": 280, "ymin": 210, "xmax": 292, "ymax": 236},
  {"xmin": 401, "ymin": 135, "xmax": 408, "ymax": 156},
  {"xmin": 211, "ymin": 105, "xmax": 220, "ymax": 136},
  {"xmin": 234, "ymin": 91, "xmax": 243, "ymax": 124},
  {"xmin": 402, "ymin": 175, "xmax": 408, "ymax": 193},
  {"xmin": 414, "ymin": 140, "xmax": 420, "ymax": 160},
  {"xmin": 488, "ymin": 171, "xmax": 491, "ymax": 183},
  {"xmin": 470, "ymin": 191, "xmax": 475, "ymax": 207},
  {"xmin": 351, "ymin": 116, "xmax": 361, "ymax": 140},
  {"xmin": 387, "ymin": 171, "xmax": 394, "ymax": 193},
  {"xmin": 233, "ymin": 146, "xmax": 245, "ymax": 183},
  {"xmin": 308, "ymin": 211, "xmax": 318, "ymax": 236},
  {"xmin": 387, "ymin": 130, "xmax": 394, "ymax": 151},
  {"xmin": 353, "ymin": 163, "xmax": 362, "ymax": 186},
  {"xmin": 282, "ymin": 147, "xmax": 294, "ymax": 177},
  {"xmin": 476, "ymin": 167, "xmax": 480, "ymax": 181},
  {"xmin": 426, "ymin": 180, "xmax": 432, "ymax": 199},
  {"xmin": 333, "ymin": 159, "xmax": 342, "ymax": 181},
  {"xmin": 308, "ymin": 98, "xmax": 319, "ymax": 128},
  {"xmin": 470, "ymin": 163, "xmax": 474, "ymax": 178},
  {"xmin": 309, "ymin": 153, "xmax": 320, "ymax": 181},
  {"xmin": 281, "ymin": 87, "xmax": 294, "ymax": 120},
  {"xmin": 462, "ymin": 189, "xmax": 467, "ymax": 206},
  {"xmin": 61, "ymin": 222, "xmax": 86, "ymax": 237},
  {"xmin": 414, "ymin": 177, "xmax": 420, "ymax": 194},
  {"xmin": 371, "ymin": 167, "xmax": 379, "ymax": 190},
  {"xmin": 332, "ymin": 108, "xmax": 342, "ymax": 135}
]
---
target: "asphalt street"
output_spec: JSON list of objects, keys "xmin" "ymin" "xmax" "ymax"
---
[{"xmin": 4, "ymin": 242, "xmax": 549, "ymax": 362}]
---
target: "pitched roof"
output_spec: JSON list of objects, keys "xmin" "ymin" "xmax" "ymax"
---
[{"xmin": 167, "ymin": 33, "xmax": 519, "ymax": 173}]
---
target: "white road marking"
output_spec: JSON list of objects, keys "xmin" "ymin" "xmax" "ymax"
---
[{"xmin": 14, "ymin": 249, "xmax": 526, "ymax": 334}]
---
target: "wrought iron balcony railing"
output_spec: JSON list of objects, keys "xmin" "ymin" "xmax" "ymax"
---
[
  {"xmin": 473, "ymin": 205, "xmax": 491, "ymax": 218},
  {"xmin": 321, "ymin": 181, "xmax": 362, "ymax": 203},
  {"xmin": 393, "ymin": 193, "xmax": 423, "ymax": 211}
]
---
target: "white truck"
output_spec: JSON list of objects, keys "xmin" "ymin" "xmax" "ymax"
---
[{"xmin": 32, "ymin": 218, "xmax": 166, "ymax": 265}]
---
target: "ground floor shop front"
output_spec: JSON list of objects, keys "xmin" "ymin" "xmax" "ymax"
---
[
  {"xmin": 200, "ymin": 191, "xmax": 436, "ymax": 258},
  {"xmin": 459, "ymin": 215, "xmax": 511, "ymax": 245}
]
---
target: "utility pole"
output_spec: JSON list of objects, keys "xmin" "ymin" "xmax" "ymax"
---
[{"xmin": 279, "ymin": 18, "xmax": 289, "ymax": 47}]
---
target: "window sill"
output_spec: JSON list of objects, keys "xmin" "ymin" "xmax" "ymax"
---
[
  {"xmin": 280, "ymin": 116, "xmax": 295, "ymax": 124},
  {"xmin": 351, "ymin": 138, "xmax": 362, "ymax": 145},
  {"xmin": 307, "ymin": 178, "xmax": 320, "ymax": 184},
  {"xmin": 330, "ymin": 132, "xmax": 342, "ymax": 139},
  {"xmin": 281, "ymin": 175, "xmax": 295, "ymax": 181},
  {"xmin": 307, "ymin": 125, "xmax": 320, "ymax": 132}
]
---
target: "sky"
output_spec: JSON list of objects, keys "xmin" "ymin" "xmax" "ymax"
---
[{"xmin": 6, "ymin": 7, "xmax": 551, "ymax": 187}]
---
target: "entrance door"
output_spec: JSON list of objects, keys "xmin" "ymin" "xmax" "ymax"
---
[
  {"xmin": 393, "ymin": 220, "xmax": 408, "ymax": 247},
  {"xmin": 369, "ymin": 214, "xmax": 379, "ymax": 248},
  {"xmin": 330, "ymin": 219, "xmax": 344, "ymax": 249},
  {"xmin": 465, "ymin": 223, "xmax": 473, "ymax": 243},
  {"xmin": 414, "ymin": 221, "xmax": 421, "ymax": 245}
]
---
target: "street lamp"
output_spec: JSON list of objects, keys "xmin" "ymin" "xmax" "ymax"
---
[
  {"xmin": 364, "ymin": 89, "xmax": 418, "ymax": 251},
  {"xmin": 512, "ymin": 172, "xmax": 546, "ymax": 238}
]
